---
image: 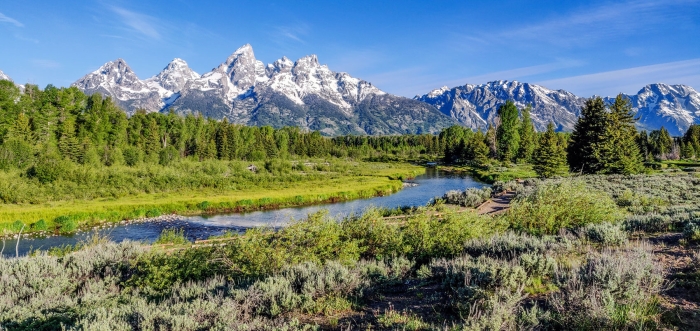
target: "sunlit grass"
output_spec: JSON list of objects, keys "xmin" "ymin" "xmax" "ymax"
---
[{"xmin": 0, "ymin": 162, "xmax": 424, "ymax": 233}]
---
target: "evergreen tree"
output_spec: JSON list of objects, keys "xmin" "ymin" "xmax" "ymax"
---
[
  {"xmin": 466, "ymin": 130, "xmax": 490, "ymax": 168},
  {"xmin": 649, "ymin": 127, "xmax": 673, "ymax": 159},
  {"xmin": 58, "ymin": 117, "xmax": 80, "ymax": 162},
  {"xmin": 496, "ymin": 100, "xmax": 520, "ymax": 162},
  {"xmin": 567, "ymin": 97, "xmax": 608, "ymax": 173},
  {"xmin": 517, "ymin": 104, "xmax": 536, "ymax": 163},
  {"xmin": 636, "ymin": 130, "xmax": 650, "ymax": 161},
  {"xmin": 533, "ymin": 122, "xmax": 567, "ymax": 178},
  {"xmin": 592, "ymin": 95, "xmax": 643, "ymax": 174}
]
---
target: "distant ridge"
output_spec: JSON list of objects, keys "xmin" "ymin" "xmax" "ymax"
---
[
  {"xmin": 418, "ymin": 80, "xmax": 700, "ymax": 135},
  {"xmin": 72, "ymin": 44, "xmax": 456, "ymax": 136}
]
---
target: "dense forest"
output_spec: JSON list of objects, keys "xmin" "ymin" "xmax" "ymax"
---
[{"xmin": 2, "ymin": 79, "xmax": 698, "ymax": 182}]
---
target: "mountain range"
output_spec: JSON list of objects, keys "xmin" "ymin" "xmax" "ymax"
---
[
  {"xmin": 2, "ymin": 45, "xmax": 700, "ymax": 136},
  {"xmin": 71, "ymin": 45, "xmax": 453, "ymax": 136}
]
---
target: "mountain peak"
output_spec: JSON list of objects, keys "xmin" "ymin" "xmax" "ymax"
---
[{"xmin": 0, "ymin": 69, "xmax": 11, "ymax": 82}]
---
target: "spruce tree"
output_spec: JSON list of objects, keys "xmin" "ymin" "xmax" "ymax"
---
[
  {"xmin": 496, "ymin": 100, "xmax": 520, "ymax": 162},
  {"xmin": 592, "ymin": 95, "xmax": 643, "ymax": 174},
  {"xmin": 533, "ymin": 122, "xmax": 567, "ymax": 178},
  {"xmin": 567, "ymin": 97, "xmax": 607, "ymax": 173},
  {"xmin": 467, "ymin": 130, "xmax": 490, "ymax": 168},
  {"xmin": 517, "ymin": 104, "xmax": 536, "ymax": 163}
]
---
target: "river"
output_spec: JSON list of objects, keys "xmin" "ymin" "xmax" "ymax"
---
[{"xmin": 1, "ymin": 168, "xmax": 485, "ymax": 257}]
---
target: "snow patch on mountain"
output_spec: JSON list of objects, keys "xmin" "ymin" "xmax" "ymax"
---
[
  {"xmin": 417, "ymin": 80, "xmax": 585, "ymax": 131},
  {"xmin": 0, "ymin": 70, "xmax": 11, "ymax": 82}
]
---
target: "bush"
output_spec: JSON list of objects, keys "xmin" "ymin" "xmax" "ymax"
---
[
  {"xmin": 683, "ymin": 221, "xmax": 700, "ymax": 244},
  {"xmin": 31, "ymin": 219, "xmax": 49, "ymax": 231},
  {"xmin": 54, "ymin": 215, "xmax": 77, "ymax": 233},
  {"xmin": 154, "ymin": 228, "xmax": 190, "ymax": 245},
  {"xmin": 441, "ymin": 187, "xmax": 492, "ymax": 208},
  {"xmin": 122, "ymin": 146, "xmax": 142, "ymax": 166},
  {"xmin": 159, "ymin": 146, "xmax": 178, "ymax": 166},
  {"xmin": 507, "ymin": 180, "xmax": 623, "ymax": 235},
  {"xmin": 581, "ymin": 222, "xmax": 628, "ymax": 246},
  {"xmin": 26, "ymin": 155, "xmax": 69, "ymax": 183}
]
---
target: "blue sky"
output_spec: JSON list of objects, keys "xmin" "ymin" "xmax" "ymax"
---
[{"xmin": 1, "ymin": 0, "xmax": 699, "ymax": 97}]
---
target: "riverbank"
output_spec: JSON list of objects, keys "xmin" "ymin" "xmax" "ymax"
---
[
  {"xmin": 438, "ymin": 163, "xmax": 537, "ymax": 183},
  {"xmin": 0, "ymin": 162, "xmax": 424, "ymax": 235}
]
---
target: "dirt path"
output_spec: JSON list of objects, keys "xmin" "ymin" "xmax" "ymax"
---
[{"xmin": 476, "ymin": 191, "xmax": 516, "ymax": 215}]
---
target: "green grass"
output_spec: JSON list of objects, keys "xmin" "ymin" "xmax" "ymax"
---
[
  {"xmin": 441, "ymin": 163, "xmax": 538, "ymax": 183},
  {"xmin": 0, "ymin": 161, "xmax": 424, "ymax": 234}
]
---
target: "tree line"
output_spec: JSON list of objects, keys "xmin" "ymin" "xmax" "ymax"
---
[{"xmin": 1, "ymin": 80, "xmax": 696, "ymax": 179}]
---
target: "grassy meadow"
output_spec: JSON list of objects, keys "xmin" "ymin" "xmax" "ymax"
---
[{"xmin": 0, "ymin": 160, "xmax": 424, "ymax": 234}]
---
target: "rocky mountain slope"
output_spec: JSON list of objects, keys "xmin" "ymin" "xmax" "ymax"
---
[
  {"xmin": 417, "ymin": 81, "xmax": 700, "ymax": 135},
  {"xmin": 416, "ymin": 81, "xmax": 586, "ymax": 132},
  {"xmin": 72, "ymin": 45, "xmax": 455, "ymax": 135},
  {"xmin": 608, "ymin": 84, "xmax": 700, "ymax": 136}
]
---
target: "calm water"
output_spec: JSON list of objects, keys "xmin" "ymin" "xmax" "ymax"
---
[{"xmin": 2, "ymin": 168, "xmax": 485, "ymax": 257}]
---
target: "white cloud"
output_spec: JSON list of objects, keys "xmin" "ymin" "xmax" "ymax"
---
[
  {"xmin": 536, "ymin": 58, "xmax": 700, "ymax": 97},
  {"xmin": 0, "ymin": 12, "xmax": 23, "ymax": 27},
  {"xmin": 273, "ymin": 23, "xmax": 309, "ymax": 44},
  {"xmin": 109, "ymin": 6, "xmax": 162, "ymax": 40}
]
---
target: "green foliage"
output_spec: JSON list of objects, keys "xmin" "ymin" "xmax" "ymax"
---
[
  {"xmin": 517, "ymin": 104, "xmax": 536, "ymax": 163},
  {"xmin": 567, "ymin": 97, "xmax": 608, "ymax": 173},
  {"xmin": 154, "ymin": 228, "xmax": 190, "ymax": 245},
  {"xmin": 593, "ymin": 95, "xmax": 644, "ymax": 174},
  {"xmin": 122, "ymin": 146, "xmax": 142, "ymax": 166},
  {"xmin": 26, "ymin": 154, "xmax": 69, "ymax": 184},
  {"xmin": 581, "ymin": 222, "xmax": 629, "ymax": 246},
  {"xmin": 31, "ymin": 219, "xmax": 48, "ymax": 231},
  {"xmin": 496, "ymin": 100, "xmax": 521, "ymax": 162},
  {"xmin": 533, "ymin": 122, "xmax": 567, "ymax": 178},
  {"xmin": 54, "ymin": 215, "xmax": 77, "ymax": 233},
  {"xmin": 507, "ymin": 180, "xmax": 623, "ymax": 235}
]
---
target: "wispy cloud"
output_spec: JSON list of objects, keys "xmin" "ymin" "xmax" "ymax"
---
[
  {"xmin": 475, "ymin": 0, "xmax": 697, "ymax": 48},
  {"xmin": 109, "ymin": 6, "xmax": 162, "ymax": 40},
  {"xmin": 271, "ymin": 22, "xmax": 310, "ymax": 45},
  {"xmin": 536, "ymin": 58, "xmax": 700, "ymax": 97},
  {"xmin": 0, "ymin": 12, "xmax": 23, "ymax": 27},
  {"xmin": 31, "ymin": 59, "xmax": 61, "ymax": 69}
]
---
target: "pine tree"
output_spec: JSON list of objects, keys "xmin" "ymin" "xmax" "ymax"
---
[
  {"xmin": 592, "ymin": 95, "xmax": 644, "ymax": 174},
  {"xmin": 567, "ymin": 97, "xmax": 608, "ymax": 173},
  {"xmin": 649, "ymin": 127, "xmax": 673, "ymax": 159},
  {"xmin": 533, "ymin": 122, "xmax": 567, "ymax": 178},
  {"xmin": 517, "ymin": 104, "xmax": 536, "ymax": 163},
  {"xmin": 496, "ymin": 100, "xmax": 520, "ymax": 162},
  {"xmin": 58, "ymin": 117, "xmax": 80, "ymax": 162},
  {"xmin": 467, "ymin": 130, "xmax": 490, "ymax": 168}
]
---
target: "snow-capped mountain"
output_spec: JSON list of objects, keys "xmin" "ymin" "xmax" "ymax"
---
[
  {"xmin": 74, "ymin": 44, "xmax": 455, "ymax": 135},
  {"xmin": 416, "ymin": 81, "xmax": 586, "ymax": 132},
  {"xmin": 609, "ymin": 84, "xmax": 700, "ymax": 136},
  {"xmin": 73, "ymin": 58, "xmax": 199, "ymax": 115},
  {"xmin": 418, "ymin": 81, "xmax": 700, "ymax": 135},
  {"xmin": 0, "ymin": 70, "xmax": 11, "ymax": 82}
]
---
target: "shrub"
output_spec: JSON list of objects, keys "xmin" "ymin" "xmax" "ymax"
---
[
  {"xmin": 158, "ymin": 146, "xmax": 178, "ymax": 166},
  {"xmin": 683, "ymin": 221, "xmax": 700, "ymax": 244},
  {"xmin": 507, "ymin": 180, "xmax": 623, "ymax": 235},
  {"xmin": 441, "ymin": 187, "xmax": 492, "ymax": 208},
  {"xmin": 145, "ymin": 208, "xmax": 162, "ymax": 218},
  {"xmin": 581, "ymin": 222, "xmax": 628, "ymax": 246},
  {"xmin": 31, "ymin": 219, "xmax": 49, "ymax": 231},
  {"xmin": 154, "ymin": 228, "xmax": 190, "ymax": 245},
  {"xmin": 122, "ymin": 146, "xmax": 142, "ymax": 166},
  {"xmin": 549, "ymin": 244, "xmax": 665, "ymax": 329},
  {"xmin": 54, "ymin": 215, "xmax": 77, "ymax": 233},
  {"xmin": 26, "ymin": 155, "xmax": 69, "ymax": 183}
]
